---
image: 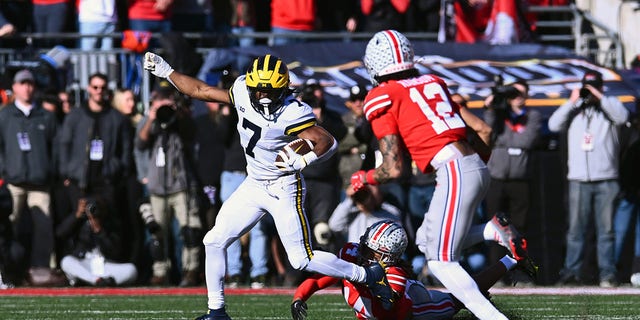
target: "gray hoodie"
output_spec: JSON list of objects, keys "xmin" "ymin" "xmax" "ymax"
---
[{"xmin": 548, "ymin": 96, "xmax": 628, "ymax": 182}]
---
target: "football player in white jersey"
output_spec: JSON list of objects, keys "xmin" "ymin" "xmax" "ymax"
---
[{"xmin": 144, "ymin": 53, "xmax": 395, "ymax": 320}]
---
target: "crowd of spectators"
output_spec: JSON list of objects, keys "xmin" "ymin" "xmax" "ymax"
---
[
  {"xmin": 0, "ymin": 64, "xmax": 638, "ymax": 290},
  {"xmin": 0, "ymin": 0, "xmax": 573, "ymax": 50}
]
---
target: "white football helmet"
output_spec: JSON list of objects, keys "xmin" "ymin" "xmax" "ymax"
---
[
  {"xmin": 359, "ymin": 220, "xmax": 408, "ymax": 265},
  {"xmin": 363, "ymin": 30, "xmax": 415, "ymax": 86}
]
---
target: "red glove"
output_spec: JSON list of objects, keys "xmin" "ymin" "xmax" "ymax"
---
[
  {"xmin": 350, "ymin": 170, "xmax": 367, "ymax": 192},
  {"xmin": 351, "ymin": 170, "xmax": 379, "ymax": 192}
]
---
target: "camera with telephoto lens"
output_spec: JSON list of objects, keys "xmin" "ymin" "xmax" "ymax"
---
[
  {"xmin": 490, "ymin": 75, "xmax": 521, "ymax": 110},
  {"xmin": 156, "ymin": 104, "xmax": 177, "ymax": 129},
  {"xmin": 84, "ymin": 199, "xmax": 101, "ymax": 219},
  {"xmin": 139, "ymin": 203, "xmax": 160, "ymax": 234},
  {"xmin": 579, "ymin": 87, "xmax": 591, "ymax": 99}
]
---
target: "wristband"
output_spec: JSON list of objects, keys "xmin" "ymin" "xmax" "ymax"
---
[
  {"xmin": 365, "ymin": 170, "xmax": 379, "ymax": 185},
  {"xmin": 301, "ymin": 151, "xmax": 319, "ymax": 167}
]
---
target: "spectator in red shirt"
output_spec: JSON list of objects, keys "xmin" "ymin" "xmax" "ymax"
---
[{"xmin": 270, "ymin": 0, "xmax": 315, "ymax": 46}]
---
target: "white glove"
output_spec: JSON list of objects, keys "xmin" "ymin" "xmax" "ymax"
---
[
  {"xmin": 144, "ymin": 52, "xmax": 174, "ymax": 78},
  {"xmin": 313, "ymin": 222, "xmax": 331, "ymax": 246},
  {"xmin": 275, "ymin": 147, "xmax": 318, "ymax": 171}
]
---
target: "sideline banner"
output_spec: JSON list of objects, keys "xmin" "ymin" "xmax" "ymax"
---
[{"xmin": 215, "ymin": 41, "xmax": 637, "ymax": 115}]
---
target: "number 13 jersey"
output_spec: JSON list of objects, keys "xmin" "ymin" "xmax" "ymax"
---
[
  {"xmin": 229, "ymin": 75, "xmax": 316, "ymax": 181},
  {"xmin": 363, "ymin": 74, "xmax": 468, "ymax": 173}
]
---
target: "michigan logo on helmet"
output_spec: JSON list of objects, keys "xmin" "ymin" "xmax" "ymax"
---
[
  {"xmin": 364, "ymin": 30, "xmax": 415, "ymax": 86},
  {"xmin": 359, "ymin": 220, "xmax": 408, "ymax": 265},
  {"xmin": 246, "ymin": 54, "xmax": 290, "ymax": 120}
]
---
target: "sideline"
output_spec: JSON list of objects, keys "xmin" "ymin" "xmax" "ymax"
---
[{"xmin": 1, "ymin": 286, "xmax": 640, "ymax": 296}]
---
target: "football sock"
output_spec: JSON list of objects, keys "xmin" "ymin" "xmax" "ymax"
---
[
  {"xmin": 205, "ymin": 245, "xmax": 227, "ymax": 310},
  {"xmin": 428, "ymin": 260, "xmax": 508, "ymax": 320},
  {"xmin": 306, "ymin": 250, "xmax": 367, "ymax": 283},
  {"xmin": 500, "ymin": 255, "xmax": 518, "ymax": 270}
]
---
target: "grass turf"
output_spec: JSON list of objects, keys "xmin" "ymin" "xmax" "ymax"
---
[{"xmin": 3, "ymin": 293, "xmax": 640, "ymax": 319}]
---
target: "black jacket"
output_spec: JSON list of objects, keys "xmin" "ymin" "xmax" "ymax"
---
[
  {"xmin": 0, "ymin": 104, "xmax": 57, "ymax": 186},
  {"xmin": 58, "ymin": 105, "xmax": 131, "ymax": 188},
  {"xmin": 55, "ymin": 210, "xmax": 124, "ymax": 262}
]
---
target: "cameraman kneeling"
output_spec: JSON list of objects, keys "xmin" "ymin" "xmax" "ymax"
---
[{"xmin": 482, "ymin": 80, "xmax": 541, "ymax": 284}]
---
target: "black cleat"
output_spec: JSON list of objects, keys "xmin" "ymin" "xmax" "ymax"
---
[{"xmin": 195, "ymin": 307, "xmax": 232, "ymax": 320}]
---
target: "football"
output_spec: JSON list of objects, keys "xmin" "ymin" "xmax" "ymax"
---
[{"xmin": 275, "ymin": 139, "xmax": 314, "ymax": 167}]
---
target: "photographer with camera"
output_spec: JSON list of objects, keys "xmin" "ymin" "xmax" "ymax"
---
[
  {"xmin": 482, "ymin": 79, "xmax": 541, "ymax": 284},
  {"xmin": 57, "ymin": 197, "xmax": 137, "ymax": 286},
  {"xmin": 135, "ymin": 85, "xmax": 203, "ymax": 287},
  {"xmin": 549, "ymin": 70, "xmax": 628, "ymax": 287}
]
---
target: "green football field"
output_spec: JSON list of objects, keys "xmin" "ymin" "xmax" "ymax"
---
[{"xmin": 2, "ymin": 287, "xmax": 640, "ymax": 319}]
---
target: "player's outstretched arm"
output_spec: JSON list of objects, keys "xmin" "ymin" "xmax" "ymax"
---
[
  {"xmin": 143, "ymin": 52, "xmax": 231, "ymax": 104},
  {"xmin": 291, "ymin": 274, "xmax": 340, "ymax": 320},
  {"xmin": 351, "ymin": 133, "xmax": 404, "ymax": 192},
  {"xmin": 460, "ymin": 107, "xmax": 493, "ymax": 150}
]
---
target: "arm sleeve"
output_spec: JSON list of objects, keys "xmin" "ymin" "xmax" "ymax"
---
[
  {"xmin": 547, "ymin": 100, "xmax": 577, "ymax": 132},
  {"xmin": 600, "ymin": 96, "xmax": 629, "ymax": 125},
  {"xmin": 95, "ymin": 226, "xmax": 124, "ymax": 261},
  {"xmin": 483, "ymin": 108, "xmax": 496, "ymax": 127},
  {"xmin": 55, "ymin": 212, "xmax": 83, "ymax": 239},
  {"xmin": 361, "ymin": 0, "xmax": 373, "ymax": 15},
  {"xmin": 369, "ymin": 112, "xmax": 399, "ymax": 140},
  {"xmin": 58, "ymin": 113, "xmax": 74, "ymax": 178},
  {"xmin": 390, "ymin": 0, "xmax": 411, "ymax": 13},
  {"xmin": 293, "ymin": 274, "xmax": 340, "ymax": 301},
  {"xmin": 134, "ymin": 117, "xmax": 152, "ymax": 150},
  {"xmin": 328, "ymin": 198, "xmax": 357, "ymax": 233}
]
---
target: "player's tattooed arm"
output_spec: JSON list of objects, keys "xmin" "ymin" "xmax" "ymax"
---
[{"xmin": 374, "ymin": 134, "xmax": 404, "ymax": 184}]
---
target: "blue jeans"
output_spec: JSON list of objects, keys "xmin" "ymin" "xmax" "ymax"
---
[
  {"xmin": 79, "ymin": 21, "xmax": 116, "ymax": 50},
  {"xmin": 33, "ymin": 3, "xmax": 68, "ymax": 33},
  {"xmin": 564, "ymin": 180, "xmax": 618, "ymax": 280},
  {"xmin": 172, "ymin": 13, "xmax": 214, "ymax": 33},
  {"xmin": 128, "ymin": 19, "xmax": 171, "ymax": 49},
  {"xmin": 614, "ymin": 197, "xmax": 640, "ymax": 263},
  {"xmin": 270, "ymin": 27, "xmax": 309, "ymax": 46},
  {"xmin": 231, "ymin": 26, "xmax": 255, "ymax": 72},
  {"xmin": 222, "ymin": 171, "xmax": 269, "ymax": 278}
]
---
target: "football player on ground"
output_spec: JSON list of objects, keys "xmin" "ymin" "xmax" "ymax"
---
[
  {"xmin": 291, "ymin": 220, "xmax": 526, "ymax": 320},
  {"xmin": 348, "ymin": 30, "xmax": 538, "ymax": 320},
  {"xmin": 144, "ymin": 53, "xmax": 394, "ymax": 320}
]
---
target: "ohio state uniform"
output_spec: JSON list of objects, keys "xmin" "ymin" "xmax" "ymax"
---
[
  {"xmin": 363, "ymin": 73, "xmax": 489, "ymax": 262},
  {"xmin": 363, "ymin": 74, "xmax": 467, "ymax": 173},
  {"xmin": 293, "ymin": 242, "xmax": 458, "ymax": 320}
]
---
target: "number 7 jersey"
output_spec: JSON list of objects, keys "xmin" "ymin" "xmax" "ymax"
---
[
  {"xmin": 363, "ymin": 74, "xmax": 468, "ymax": 173},
  {"xmin": 229, "ymin": 75, "xmax": 317, "ymax": 181}
]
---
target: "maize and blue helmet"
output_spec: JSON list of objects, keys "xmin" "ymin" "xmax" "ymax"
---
[{"xmin": 245, "ymin": 54, "xmax": 290, "ymax": 120}]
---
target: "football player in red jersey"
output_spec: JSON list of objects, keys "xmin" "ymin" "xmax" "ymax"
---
[
  {"xmin": 291, "ymin": 220, "xmax": 524, "ymax": 320},
  {"xmin": 349, "ymin": 30, "xmax": 536, "ymax": 320}
]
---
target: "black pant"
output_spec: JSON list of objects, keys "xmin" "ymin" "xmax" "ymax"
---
[{"xmin": 484, "ymin": 178, "xmax": 531, "ymax": 266}]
